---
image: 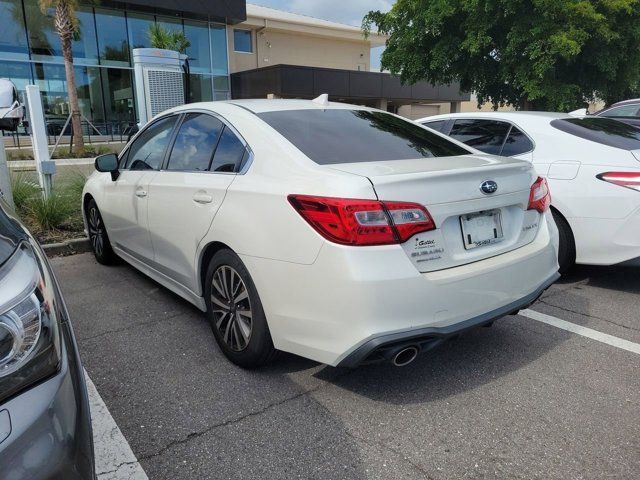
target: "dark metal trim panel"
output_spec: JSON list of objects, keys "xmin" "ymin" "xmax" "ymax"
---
[
  {"xmin": 93, "ymin": 0, "xmax": 247, "ymax": 24},
  {"xmin": 231, "ymin": 64, "xmax": 470, "ymax": 103},
  {"xmin": 337, "ymin": 271, "xmax": 560, "ymax": 368}
]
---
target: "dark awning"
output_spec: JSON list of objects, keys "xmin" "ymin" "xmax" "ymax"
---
[
  {"xmin": 231, "ymin": 65, "xmax": 470, "ymax": 103},
  {"xmin": 94, "ymin": 0, "xmax": 247, "ymax": 24}
]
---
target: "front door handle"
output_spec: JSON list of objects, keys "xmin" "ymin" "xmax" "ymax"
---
[
  {"xmin": 135, "ymin": 188, "xmax": 147, "ymax": 198},
  {"xmin": 193, "ymin": 192, "xmax": 213, "ymax": 204}
]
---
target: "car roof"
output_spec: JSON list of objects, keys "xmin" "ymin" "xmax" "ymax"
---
[
  {"xmin": 609, "ymin": 98, "xmax": 640, "ymax": 107},
  {"xmin": 418, "ymin": 111, "xmax": 572, "ymax": 123},
  {"xmin": 175, "ymin": 98, "xmax": 374, "ymax": 114}
]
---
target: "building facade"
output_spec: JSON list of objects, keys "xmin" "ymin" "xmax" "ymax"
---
[{"xmin": 0, "ymin": 0, "xmax": 245, "ymax": 136}]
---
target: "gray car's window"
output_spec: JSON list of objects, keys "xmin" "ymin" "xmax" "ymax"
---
[
  {"xmin": 125, "ymin": 116, "xmax": 177, "ymax": 170},
  {"xmin": 500, "ymin": 126, "xmax": 534, "ymax": 156},
  {"xmin": 449, "ymin": 119, "xmax": 511, "ymax": 155},
  {"xmin": 599, "ymin": 104, "xmax": 640, "ymax": 118},
  {"xmin": 258, "ymin": 109, "xmax": 469, "ymax": 165},
  {"xmin": 211, "ymin": 126, "xmax": 246, "ymax": 172},
  {"xmin": 550, "ymin": 118, "xmax": 640, "ymax": 150},
  {"xmin": 167, "ymin": 114, "xmax": 224, "ymax": 171}
]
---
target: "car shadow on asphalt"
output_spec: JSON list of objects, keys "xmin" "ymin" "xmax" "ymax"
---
[{"xmin": 556, "ymin": 264, "xmax": 640, "ymax": 294}]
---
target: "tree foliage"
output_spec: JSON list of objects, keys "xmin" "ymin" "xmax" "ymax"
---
[
  {"xmin": 363, "ymin": 0, "xmax": 640, "ymax": 110},
  {"xmin": 148, "ymin": 24, "xmax": 191, "ymax": 54}
]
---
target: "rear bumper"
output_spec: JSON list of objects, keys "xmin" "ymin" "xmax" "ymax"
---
[
  {"xmin": 243, "ymin": 213, "xmax": 560, "ymax": 366},
  {"xmin": 337, "ymin": 271, "xmax": 559, "ymax": 367}
]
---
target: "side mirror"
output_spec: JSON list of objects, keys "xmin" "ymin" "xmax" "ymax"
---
[{"xmin": 95, "ymin": 153, "xmax": 120, "ymax": 181}]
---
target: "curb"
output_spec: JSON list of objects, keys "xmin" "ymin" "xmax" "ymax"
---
[{"xmin": 42, "ymin": 237, "xmax": 91, "ymax": 256}]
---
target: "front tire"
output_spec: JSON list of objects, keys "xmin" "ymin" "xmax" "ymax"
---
[
  {"xmin": 205, "ymin": 249, "xmax": 277, "ymax": 368},
  {"xmin": 86, "ymin": 199, "xmax": 118, "ymax": 265},
  {"xmin": 552, "ymin": 209, "xmax": 576, "ymax": 274}
]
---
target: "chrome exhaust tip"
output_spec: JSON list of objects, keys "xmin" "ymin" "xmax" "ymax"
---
[{"xmin": 391, "ymin": 346, "xmax": 419, "ymax": 367}]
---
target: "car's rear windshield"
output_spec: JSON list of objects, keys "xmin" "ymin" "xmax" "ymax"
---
[
  {"xmin": 550, "ymin": 117, "xmax": 640, "ymax": 150},
  {"xmin": 257, "ymin": 109, "xmax": 471, "ymax": 164}
]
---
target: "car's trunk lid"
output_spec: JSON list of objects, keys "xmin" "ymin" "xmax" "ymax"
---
[{"xmin": 329, "ymin": 155, "xmax": 542, "ymax": 272}]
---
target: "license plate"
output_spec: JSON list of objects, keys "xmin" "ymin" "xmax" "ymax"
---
[{"xmin": 460, "ymin": 210, "xmax": 504, "ymax": 250}]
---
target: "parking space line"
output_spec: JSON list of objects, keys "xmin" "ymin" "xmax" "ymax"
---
[
  {"xmin": 521, "ymin": 309, "xmax": 640, "ymax": 355},
  {"xmin": 84, "ymin": 371, "xmax": 149, "ymax": 480}
]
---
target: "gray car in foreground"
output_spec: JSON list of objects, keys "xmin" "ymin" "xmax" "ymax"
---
[{"xmin": 0, "ymin": 198, "xmax": 95, "ymax": 479}]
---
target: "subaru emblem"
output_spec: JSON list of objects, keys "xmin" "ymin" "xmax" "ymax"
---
[{"xmin": 480, "ymin": 180, "xmax": 498, "ymax": 195}]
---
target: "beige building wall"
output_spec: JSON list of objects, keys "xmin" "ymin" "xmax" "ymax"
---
[{"xmin": 228, "ymin": 27, "xmax": 371, "ymax": 73}]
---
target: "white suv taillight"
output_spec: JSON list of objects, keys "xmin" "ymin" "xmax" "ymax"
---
[
  {"xmin": 288, "ymin": 195, "xmax": 435, "ymax": 246},
  {"xmin": 596, "ymin": 172, "xmax": 640, "ymax": 192},
  {"xmin": 528, "ymin": 177, "xmax": 551, "ymax": 213}
]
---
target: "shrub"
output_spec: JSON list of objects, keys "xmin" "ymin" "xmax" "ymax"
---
[
  {"xmin": 25, "ymin": 190, "xmax": 75, "ymax": 231},
  {"xmin": 10, "ymin": 172, "xmax": 40, "ymax": 212}
]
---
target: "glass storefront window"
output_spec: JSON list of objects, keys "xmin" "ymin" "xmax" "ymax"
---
[
  {"xmin": 127, "ymin": 12, "xmax": 154, "ymax": 50},
  {"xmin": 0, "ymin": 61, "xmax": 32, "ymax": 94},
  {"xmin": 184, "ymin": 20, "xmax": 211, "ymax": 74},
  {"xmin": 101, "ymin": 67, "xmax": 136, "ymax": 129},
  {"xmin": 32, "ymin": 63, "xmax": 105, "ymax": 133},
  {"xmin": 188, "ymin": 74, "xmax": 213, "ymax": 103},
  {"xmin": 25, "ymin": 1, "xmax": 98, "ymax": 65},
  {"xmin": 157, "ymin": 15, "xmax": 183, "ymax": 34},
  {"xmin": 95, "ymin": 8, "xmax": 130, "ymax": 67},
  {"xmin": 0, "ymin": 0, "xmax": 29, "ymax": 60},
  {"xmin": 210, "ymin": 24, "xmax": 228, "ymax": 76}
]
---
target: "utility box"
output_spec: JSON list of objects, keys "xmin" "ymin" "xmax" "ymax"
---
[{"xmin": 132, "ymin": 48, "xmax": 187, "ymax": 126}]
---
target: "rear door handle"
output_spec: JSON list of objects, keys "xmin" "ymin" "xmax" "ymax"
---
[
  {"xmin": 135, "ymin": 188, "xmax": 147, "ymax": 198},
  {"xmin": 193, "ymin": 192, "xmax": 213, "ymax": 204}
]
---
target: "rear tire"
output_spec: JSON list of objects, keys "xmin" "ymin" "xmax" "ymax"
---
[
  {"xmin": 204, "ymin": 249, "xmax": 277, "ymax": 368},
  {"xmin": 552, "ymin": 209, "xmax": 576, "ymax": 274},
  {"xmin": 86, "ymin": 199, "xmax": 118, "ymax": 265}
]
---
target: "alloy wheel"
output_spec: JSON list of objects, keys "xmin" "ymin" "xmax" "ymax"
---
[
  {"xmin": 210, "ymin": 265, "xmax": 253, "ymax": 351},
  {"xmin": 88, "ymin": 207, "xmax": 104, "ymax": 257}
]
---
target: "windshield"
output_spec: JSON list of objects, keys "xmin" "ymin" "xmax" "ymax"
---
[
  {"xmin": 550, "ymin": 117, "xmax": 640, "ymax": 150},
  {"xmin": 258, "ymin": 109, "xmax": 471, "ymax": 165}
]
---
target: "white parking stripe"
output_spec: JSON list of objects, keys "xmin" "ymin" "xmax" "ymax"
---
[
  {"xmin": 84, "ymin": 371, "xmax": 149, "ymax": 480},
  {"xmin": 521, "ymin": 309, "xmax": 640, "ymax": 355}
]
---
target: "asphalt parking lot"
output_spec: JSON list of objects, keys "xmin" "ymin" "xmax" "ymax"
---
[{"xmin": 51, "ymin": 253, "xmax": 639, "ymax": 480}]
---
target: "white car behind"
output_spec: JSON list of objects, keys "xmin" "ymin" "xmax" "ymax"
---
[
  {"xmin": 83, "ymin": 100, "xmax": 559, "ymax": 368},
  {"xmin": 419, "ymin": 112, "xmax": 640, "ymax": 271}
]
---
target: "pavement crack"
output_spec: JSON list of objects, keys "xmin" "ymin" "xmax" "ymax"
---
[
  {"xmin": 138, "ymin": 369, "xmax": 355, "ymax": 462},
  {"xmin": 96, "ymin": 459, "xmax": 140, "ymax": 476},
  {"xmin": 538, "ymin": 299, "xmax": 640, "ymax": 332},
  {"xmin": 79, "ymin": 310, "xmax": 188, "ymax": 343}
]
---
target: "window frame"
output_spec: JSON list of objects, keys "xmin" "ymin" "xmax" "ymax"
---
[
  {"xmin": 159, "ymin": 109, "xmax": 253, "ymax": 175},
  {"xmin": 597, "ymin": 104, "xmax": 640, "ymax": 118},
  {"xmin": 233, "ymin": 29, "xmax": 253, "ymax": 54},
  {"xmin": 443, "ymin": 118, "xmax": 535, "ymax": 157}
]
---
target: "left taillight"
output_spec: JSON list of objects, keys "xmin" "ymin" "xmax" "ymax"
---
[
  {"xmin": 287, "ymin": 195, "xmax": 435, "ymax": 246},
  {"xmin": 528, "ymin": 176, "xmax": 551, "ymax": 213},
  {"xmin": 596, "ymin": 171, "xmax": 640, "ymax": 192}
]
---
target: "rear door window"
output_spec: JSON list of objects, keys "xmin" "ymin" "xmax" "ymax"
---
[
  {"xmin": 167, "ymin": 113, "xmax": 224, "ymax": 171},
  {"xmin": 500, "ymin": 126, "xmax": 534, "ymax": 156},
  {"xmin": 550, "ymin": 117, "xmax": 640, "ymax": 150},
  {"xmin": 211, "ymin": 126, "xmax": 246, "ymax": 172},
  {"xmin": 421, "ymin": 120, "xmax": 446, "ymax": 132},
  {"xmin": 258, "ymin": 109, "xmax": 470, "ymax": 165},
  {"xmin": 449, "ymin": 119, "xmax": 511, "ymax": 155},
  {"xmin": 599, "ymin": 104, "xmax": 640, "ymax": 118}
]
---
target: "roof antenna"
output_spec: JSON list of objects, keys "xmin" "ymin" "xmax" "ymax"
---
[{"xmin": 312, "ymin": 93, "xmax": 329, "ymax": 107}]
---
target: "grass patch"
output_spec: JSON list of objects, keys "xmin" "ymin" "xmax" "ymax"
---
[
  {"xmin": 6, "ymin": 143, "xmax": 124, "ymax": 161},
  {"xmin": 10, "ymin": 170, "xmax": 87, "ymax": 243}
]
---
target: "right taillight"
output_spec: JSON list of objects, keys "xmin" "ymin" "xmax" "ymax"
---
[
  {"xmin": 596, "ymin": 172, "xmax": 640, "ymax": 192},
  {"xmin": 287, "ymin": 195, "xmax": 435, "ymax": 246},
  {"xmin": 528, "ymin": 176, "xmax": 551, "ymax": 213}
]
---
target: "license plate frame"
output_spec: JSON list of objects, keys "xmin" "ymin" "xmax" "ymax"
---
[{"xmin": 460, "ymin": 209, "xmax": 504, "ymax": 250}]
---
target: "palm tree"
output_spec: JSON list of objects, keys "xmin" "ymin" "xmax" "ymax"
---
[
  {"xmin": 38, "ymin": 0, "xmax": 85, "ymax": 156},
  {"xmin": 148, "ymin": 24, "xmax": 190, "ymax": 53}
]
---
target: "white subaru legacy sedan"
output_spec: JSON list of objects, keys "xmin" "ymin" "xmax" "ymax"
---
[{"xmin": 83, "ymin": 99, "xmax": 559, "ymax": 368}]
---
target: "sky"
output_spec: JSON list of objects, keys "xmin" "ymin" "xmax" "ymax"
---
[{"xmin": 249, "ymin": 0, "xmax": 393, "ymax": 69}]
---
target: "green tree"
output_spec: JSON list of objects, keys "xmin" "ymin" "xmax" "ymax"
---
[
  {"xmin": 39, "ymin": 0, "xmax": 86, "ymax": 155},
  {"xmin": 363, "ymin": 0, "xmax": 640, "ymax": 111},
  {"xmin": 148, "ymin": 24, "xmax": 190, "ymax": 53}
]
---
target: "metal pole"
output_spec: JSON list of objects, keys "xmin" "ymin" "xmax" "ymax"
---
[
  {"xmin": 0, "ymin": 142, "xmax": 14, "ymax": 210},
  {"xmin": 25, "ymin": 85, "xmax": 55, "ymax": 199}
]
